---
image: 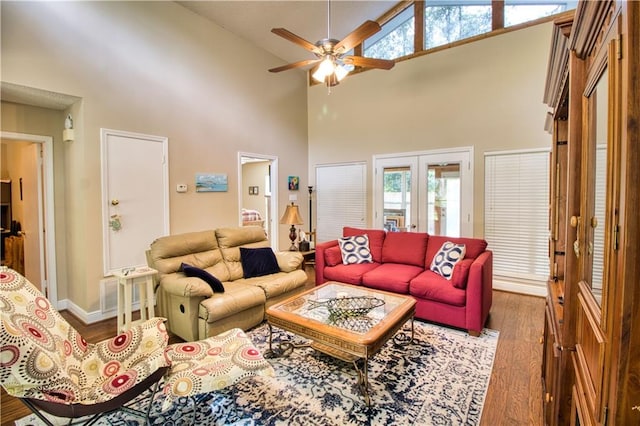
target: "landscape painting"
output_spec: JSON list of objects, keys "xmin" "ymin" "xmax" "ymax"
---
[{"xmin": 196, "ymin": 173, "xmax": 228, "ymax": 192}]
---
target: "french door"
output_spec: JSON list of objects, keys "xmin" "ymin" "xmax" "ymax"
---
[{"xmin": 374, "ymin": 148, "xmax": 473, "ymax": 236}]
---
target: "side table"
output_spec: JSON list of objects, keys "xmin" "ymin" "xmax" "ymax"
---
[
  {"xmin": 299, "ymin": 249, "xmax": 315, "ymax": 269},
  {"xmin": 112, "ymin": 267, "xmax": 157, "ymax": 333}
]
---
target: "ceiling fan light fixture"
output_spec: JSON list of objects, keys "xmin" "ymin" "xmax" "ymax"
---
[
  {"xmin": 312, "ymin": 57, "xmax": 335, "ymax": 82},
  {"xmin": 334, "ymin": 63, "xmax": 349, "ymax": 81}
]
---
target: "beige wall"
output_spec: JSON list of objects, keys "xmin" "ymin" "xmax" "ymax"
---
[
  {"xmin": 308, "ymin": 22, "xmax": 553, "ymax": 237},
  {"xmin": 1, "ymin": 1, "xmax": 308, "ymax": 313},
  {"xmin": 242, "ymin": 161, "xmax": 269, "ymax": 217}
]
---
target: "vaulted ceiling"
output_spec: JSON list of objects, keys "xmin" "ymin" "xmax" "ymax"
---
[{"xmin": 177, "ymin": 1, "xmax": 398, "ymax": 66}]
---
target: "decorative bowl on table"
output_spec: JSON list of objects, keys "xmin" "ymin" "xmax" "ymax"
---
[{"xmin": 325, "ymin": 296, "xmax": 385, "ymax": 317}]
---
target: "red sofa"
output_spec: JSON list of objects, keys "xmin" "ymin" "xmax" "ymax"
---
[{"xmin": 315, "ymin": 227, "xmax": 493, "ymax": 336}]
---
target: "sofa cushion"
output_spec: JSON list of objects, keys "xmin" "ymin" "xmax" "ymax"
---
[
  {"xmin": 181, "ymin": 263, "xmax": 224, "ymax": 293},
  {"xmin": 381, "ymin": 232, "xmax": 429, "ymax": 267},
  {"xmin": 274, "ymin": 251, "xmax": 304, "ymax": 273},
  {"xmin": 236, "ymin": 269, "xmax": 308, "ymax": 299},
  {"xmin": 343, "ymin": 227, "xmax": 386, "ymax": 263},
  {"xmin": 149, "ymin": 230, "xmax": 228, "ymax": 280},
  {"xmin": 323, "ymin": 263, "xmax": 380, "ymax": 285},
  {"xmin": 216, "ymin": 226, "xmax": 267, "ymax": 248},
  {"xmin": 199, "ymin": 283, "xmax": 266, "ymax": 323},
  {"xmin": 425, "ymin": 235, "xmax": 487, "ymax": 264},
  {"xmin": 338, "ymin": 235, "xmax": 373, "ymax": 264},
  {"xmin": 324, "ymin": 246, "xmax": 343, "ymax": 267},
  {"xmin": 452, "ymin": 259, "xmax": 474, "ymax": 289},
  {"xmin": 240, "ymin": 247, "xmax": 280, "ymax": 278},
  {"xmin": 409, "ymin": 270, "xmax": 466, "ymax": 306},
  {"xmin": 430, "ymin": 241, "xmax": 466, "ymax": 280},
  {"xmin": 362, "ymin": 263, "xmax": 423, "ymax": 294}
]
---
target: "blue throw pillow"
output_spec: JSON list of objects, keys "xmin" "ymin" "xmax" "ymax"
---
[
  {"xmin": 240, "ymin": 247, "xmax": 280, "ymax": 278},
  {"xmin": 181, "ymin": 263, "xmax": 225, "ymax": 293}
]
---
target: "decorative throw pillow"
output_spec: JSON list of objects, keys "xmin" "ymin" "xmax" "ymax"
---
[
  {"xmin": 430, "ymin": 241, "xmax": 466, "ymax": 280},
  {"xmin": 181, "ymin": 263, "xmax": 225, "ymax": 293},
  {"xmin": 324, "ymin": 245, "xmax": 343, "ymax": 266},
  {"xmin": 240, "ymin": 247, "xmax": 280, "ymax": 278},
  {"xmin": 338, "ymin": 234, "xmax": 373, "ymax": 265},
  {"xmin": 451, "ymin": 258, "xmax": 474, "ymax": 289}
]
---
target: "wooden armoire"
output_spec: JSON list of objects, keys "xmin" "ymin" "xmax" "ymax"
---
[{"xmin": 542, "ymin": 1, "xmax": 639, "ymax": 425}]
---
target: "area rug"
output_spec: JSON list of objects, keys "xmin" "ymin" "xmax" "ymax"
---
[{"xmin": 15, "ymin": 321, "xmax": 498, "ymax": 426}]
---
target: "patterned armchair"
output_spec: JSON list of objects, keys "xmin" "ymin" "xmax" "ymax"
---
[{"xmin": 0, "ymin": 267, "xmax": 170, "ymax": 424}]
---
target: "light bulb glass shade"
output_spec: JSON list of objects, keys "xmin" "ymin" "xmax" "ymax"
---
[
  {"xmin": 312, "ymin": 57, "xmax": 336, "ymax": 83},
  {"xmin": 312, "ymin": 67, "xmax": 326, "ymax": 83},
  {"xmin": 334, "ymin": 64, "xmax": 349, "ymax": 81},
  {"xmin": 279, "ymin": 203, "xmax": 304, "ymax": 225}
]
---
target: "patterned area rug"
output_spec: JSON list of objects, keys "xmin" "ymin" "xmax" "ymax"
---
[{"xmin": 16, "ymin": 321, "xmax": 498, "ymax": 426}]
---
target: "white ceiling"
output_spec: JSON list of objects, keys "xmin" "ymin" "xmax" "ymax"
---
[
  {"xmin": 178, "ymin": 1, "xmax": 398, "ymax": 66},
  {"xmin": 1, "ymin": 1, "xmax": 398, "ymax": 109}
]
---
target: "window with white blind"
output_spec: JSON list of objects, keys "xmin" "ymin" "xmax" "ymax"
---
[
  {"xmin": 591, "ymin": 144, "xmax": 606, "ymax": 296},
  {"xmin": 316, "ymin": 163, "xmax": 367, "ymax": 243},
  {"xmin": 484, "ymin": 149, "xmax": 550, "ymax": 283}
]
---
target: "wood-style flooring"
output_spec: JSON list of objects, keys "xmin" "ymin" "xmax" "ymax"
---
[{"xmin": 1, "ymin": 270, "xmax": 544, "ymax": 425}]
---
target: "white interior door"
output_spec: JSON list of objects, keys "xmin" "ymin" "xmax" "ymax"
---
[
  {"xmin": 101, "ymin": 129, "xmax": 169, "ymax": 275},
  {"xmin": 375, "ymin": 148, "xmax": 473, "ymax": 236},
  {"xmin": 20, "ymin": 143, "xmax": 44, "ymax": 288},
  {"xmin": 419, "ymin": 150, "xmax": 473, "ymax": 237},
  {"xmin": 375, "ymin": 156, "xmax": 418, "ymax": 231}
]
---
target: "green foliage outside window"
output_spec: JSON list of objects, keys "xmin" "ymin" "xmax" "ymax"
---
[{"xmin": 424, "ymin": 4, "xmax": 492, "ymax": 49}]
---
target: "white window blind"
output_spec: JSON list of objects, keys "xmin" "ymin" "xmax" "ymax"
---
[
  {"xmin": 316, "ymin": 163, "xmax": 367, "ymax": 242},
  {"xmin": 591, "ymin": 144, "xmax": 606, "ymax": 293},
  {"xmin": 484, "ymin": 150, "xmax": 550, "ymax": 282}
]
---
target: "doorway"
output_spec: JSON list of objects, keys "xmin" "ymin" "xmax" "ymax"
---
[
  {"xmin": 0, "ymin": 131, "xmax": 57, "ymax": 305},
  {"xmin": 238, "ymin": 153, "xmax": 278, "ymax": 250},
  {"xmin": 101, "ymin": 129, "xmax": 169, "ymax": 275},
  {"xmin": 374, "ymin": 148, "xmax": 473, "ymax": 236}
]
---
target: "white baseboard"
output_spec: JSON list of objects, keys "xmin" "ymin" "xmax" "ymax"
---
[
  {"xmin": 493, "ymin": 277, "xmax": 547, "ymax": 297},
  {"xmin": 60, "ymin": 298, "xmax": 114, "ymax": 324}
]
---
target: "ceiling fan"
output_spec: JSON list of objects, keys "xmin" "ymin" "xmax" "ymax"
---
[{"xmin": 268, "ymin": 1, "xmax": 395, "ymax": 87}]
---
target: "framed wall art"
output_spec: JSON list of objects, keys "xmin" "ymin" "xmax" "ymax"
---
[
  {"xmin": 288, "ymin": 176, "xmax": 299, "ymax": 190},
  {"xmin": 196, "ymin": 173, "xmax": 228, "ymax": 192}
]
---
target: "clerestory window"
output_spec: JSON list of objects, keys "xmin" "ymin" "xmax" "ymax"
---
[
  {"xmin": 505, "ymin": 0, "xmax": 577, "ymax": 27},
  {"xmin": 364, "ymin": 6, "xmax": 415, "ymax": 60},
  {"xmin": 424, "ymin": 1, "xmax": 492, "ymax": 50},
  {"xmin": 359, "ymin": 1, "xmax": 577, "ymax": 63}
]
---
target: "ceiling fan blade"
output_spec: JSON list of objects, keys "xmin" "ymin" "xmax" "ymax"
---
[
  {"xmin": 343, "ymin": 55, "xmax": 395, "ymax": 70},
  {"xmin": 334, "ymin": 20, "xmax": 381, "ymax": 53},
  {"xmin": 269, "ymin": 59, "xmax": 321, "ymax": 73},
  {"xmin": 271, "ymin": 28, "xmax": 321, "ymax": 54}
]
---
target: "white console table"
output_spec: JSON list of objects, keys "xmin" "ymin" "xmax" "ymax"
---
[{"xmin": 113, "ymin": 267, "xmax": 157, "ymax": 333}]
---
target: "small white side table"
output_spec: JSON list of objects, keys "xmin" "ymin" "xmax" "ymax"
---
[{"xmin": 113, "ymin": 267, "xmax": 157, "ymax": 333}]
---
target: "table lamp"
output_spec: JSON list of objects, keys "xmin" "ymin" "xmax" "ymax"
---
[{"xmin": 279, "ymin": 202, "xmax": 304, "ymax": 251}]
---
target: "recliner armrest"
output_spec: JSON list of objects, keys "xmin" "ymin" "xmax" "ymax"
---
[{"xmin": 159, "ymin": 274, "xmax": 215, "ymax": 298}]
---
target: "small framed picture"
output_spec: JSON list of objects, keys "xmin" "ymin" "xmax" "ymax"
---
[
  {"xmin": 288, "ymin": 176, "xmax": 299, "ymax": 190},
  {"xmin": 196, "ymin": 173, "xmax": 228, "ymax": 192}
]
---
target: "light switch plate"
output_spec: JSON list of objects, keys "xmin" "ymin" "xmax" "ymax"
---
[{"xmin": 177, "ymin": 184, "xmax": 188, "ymax": 193}]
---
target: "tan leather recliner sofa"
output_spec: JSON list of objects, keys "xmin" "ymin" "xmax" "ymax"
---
[{"xmin": 147, "ymin": 226, "xmax": 308, "ymax": 342}]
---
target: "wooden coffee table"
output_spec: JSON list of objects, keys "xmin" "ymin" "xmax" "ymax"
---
[{"xmin": 265, "ymin": 281, "xmax": 416, "ymax": 406}]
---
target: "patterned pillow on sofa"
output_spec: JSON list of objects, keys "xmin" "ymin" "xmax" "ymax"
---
[
  {"xmin": 430, "ymin": 241, "xmax": 466, "ymax": 280},
  {"xmin": 339, "ymin": 235, "xmax": 373, "ymax": 265}
]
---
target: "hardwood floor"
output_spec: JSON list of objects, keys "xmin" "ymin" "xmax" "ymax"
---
[{"xmin": 1, "ymin": 275, "xmax": 545, "ymax": 426}]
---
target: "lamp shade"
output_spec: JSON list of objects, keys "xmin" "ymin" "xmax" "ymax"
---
[{"xmin": 279, "ymin": 203, "xmax": 304, "ymax": 225}]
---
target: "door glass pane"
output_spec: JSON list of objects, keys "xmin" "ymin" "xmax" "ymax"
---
[
  {"xmin": 427, "ymin": 163, "xmax": 461, "ymax": 236},
  {"xmin": 590, "ymin": 68, "xmax": 608, "ymax": 306},
  {"xmin": 383, "ymin": 167, "xmax": 411, "ymax": 232}
]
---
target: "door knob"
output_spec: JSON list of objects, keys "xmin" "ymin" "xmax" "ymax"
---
[
  {"xmin": 590, "ymin": 217, "xmax": 598, "ymax": 228},
  {"xmin": 570, "ymin": 215, "xmax": 580, "ymax": 228}
]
